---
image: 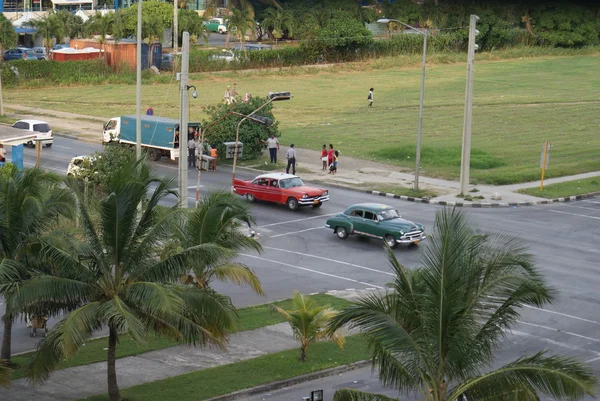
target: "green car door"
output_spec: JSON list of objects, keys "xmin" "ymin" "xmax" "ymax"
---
[{"xmin": 362, "ymin": 211, "xmax": 387, "ymax": 239}]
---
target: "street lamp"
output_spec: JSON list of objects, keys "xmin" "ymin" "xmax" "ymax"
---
[
  {"xmin": 377, "ymin": 18, "xmax": 427, "ymax": 191},
  {"xmin": 231, "ymin": 92, "xmax": 291, "ymax": 191}
]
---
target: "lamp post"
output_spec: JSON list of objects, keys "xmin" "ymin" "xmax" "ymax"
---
[
  {"xmin": 377, "ymin": 18, "xmax": 427, "ymax": 191},
  {"xmin": 178, "ymin": 32, "xmax": 195, "ymax": 208},
  {"xmin": 231, "ymin": 92, "xmax": 291, "ymax": 191}
]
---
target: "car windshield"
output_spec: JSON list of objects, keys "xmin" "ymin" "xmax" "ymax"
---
[
  {"xmin": 279, "ymin": 177, "xmax": 304, "ymax": 189},
  {"xmin": 378, "ymin": 209, "xmax": 400, "ymax": 221},
  {"xmin": 33, "ymin": 123, "xmax": 50, "ymax": 132}
]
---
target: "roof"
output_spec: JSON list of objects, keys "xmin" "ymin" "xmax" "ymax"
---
[
  {"xmin": 256, "ymin": 173, "xmax": 298, "ymax": 180},
  {"xmin": 14, "ymin": 119, "xmax": 50, "ymax": 125},
  {"xmin": 346, "ymin": 203, "xmax": 394, "ymax": 212},
  {"xmin": 122, "ymin": 115, "xmax": 180, "ymax": 125},
  {"xmin": 0, "ymin": 125, "xmax": 38, "ymax": 146}
]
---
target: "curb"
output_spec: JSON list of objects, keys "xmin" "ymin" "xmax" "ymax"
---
[
  {"xmin": 203, "ymin": 360, "xmax": 370, "ymax": 401},
  {"xmin": 53, "ymin": 132, "xmax": 99, "ymax": 145}
]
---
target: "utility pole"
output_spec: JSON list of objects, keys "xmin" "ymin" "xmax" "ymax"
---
[
  {"xmin": 173, "ymin": 0, "xmax": 178, "ymax": 51},
  {"xmin": 135, "ymin": 0, "xmax": 142, "ymax": 160},
  {"xmin": 459, "ymin": 14, "xmax": 479, "ymax": 195},
  {"xmin": 414, "ymin": 30, "xmax": 427, "ymax": 191},
  {"xmin": 178, "ymin": 31, "xmax": 190, "ymax": 208}
]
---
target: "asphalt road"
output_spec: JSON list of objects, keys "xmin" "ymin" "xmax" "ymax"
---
[{"xmin": 2, "ymin": 137, "xmax": 600, "ymax": 400}]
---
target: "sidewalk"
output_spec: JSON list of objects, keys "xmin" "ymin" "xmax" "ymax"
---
[{"xmin": 5, "ymin": 104, "xmax": 599, "ymax": 205}]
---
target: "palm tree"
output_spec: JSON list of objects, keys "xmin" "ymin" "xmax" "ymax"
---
[
  {"xmin": 329, "ymin": 208, "xmax": 597, "ymax": 401},
  {"xmin": 10, "ymin": 162, "xmax": 238, "ymax": 401},
  {"xmin": 25, "ymin": 14, "xmax": 63, "ymax": 60},
  {"xmin": 0, "ymin": 14, "xmax": 17, "ymax": 116},
  {"xmin": 274, "ymin": 291, "xmax": 344, "ymax": 361},
  {"xmin": 164, "ymin": 191, "xmax": 264, "ymax": 295},
  {"xmin": 0, "ymin": 359, "xmax": 10, "ymax": 388},
  {"xmin": 0, "ymin": 166, "xmax": 74, "ymax": 362},
  {"xmin": 227, "ymin": 6, "xmax": 256, "ymax": 59},
  {"xmin": 262, "ymin": 7, "xmax": 294, "ymax": 43},
  {"xmin": 86, "ymin": 13, "xmax": 114, "ymax": 59}
]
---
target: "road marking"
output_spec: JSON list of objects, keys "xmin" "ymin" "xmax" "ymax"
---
[
  {"xmin": 187, "ymin": 186, "xmax": 204, "ymax": 189},
  {"xmin": 510, "ymin": 329, "xmax": 600, "ymax": 358},
  {"xmin": 23, "ymin": 162, "xmax": 67, "ymax": 173},
  {"xmin": 270, "ymin": 227, "xmax": 325, "ymax": 238},
  {"xmin": 533, "ymin": 207, "xmax": 600, "ymax": 221},
  {"xmin": 264, "ymin": 246, "xmax": 395, "ymax": 277},
  {"xmin": 517, "ymin": 321, "xmax": 600, "ymax": 343},
  {"xmin": 239, "ymin": 254, "xmax": 385, "ymax": 289},
  {"xmin": 582, "ymin": 200, "xmax": 600, "ymax": 205},
  {"xmin": 522, "ymin": 305, "xmax": 600, "ymax": 325},
  {"xmin": 585, "ymin": 356, "xmax": 600, "ymax": 363},
  {"xmin": 558, "ymin": 204, "xmax": 600, "ymax": 212},
  {"xmin": 258, "ymin": 213, "xmax": 338, "ymax": 228},
  {"xmin": 51, "ymin": 145, "xmax": 71, "ymax": 150}
]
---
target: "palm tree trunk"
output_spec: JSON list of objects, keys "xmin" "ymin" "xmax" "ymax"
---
[
  {"xmin": 107, "ymin": 327, "xmax": 121, "ymax": 401},
  {"xmin": 299, "ymin": 345, "xmax": 307, "ymax": 361},
  {"xmin": 0, "ymin": 315, "xmax": 12, "ymax": 361}
]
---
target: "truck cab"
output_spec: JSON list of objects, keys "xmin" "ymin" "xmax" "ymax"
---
[{"xmin": 103, "ymin": 117, "xmax": 121, "ymax": 143}]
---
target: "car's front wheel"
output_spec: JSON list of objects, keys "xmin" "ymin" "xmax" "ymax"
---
[
  {"xmin": 246, "ymin": 193, "xmax": 256, "ymax": 203},
  {"xmin": 45, "ymin": 143, "xmax": 52, "ymax": 148},
  {"xmin": 384, "ymin": 235, "xmax": 398, "ymax": 249},
  {"xmin": 336, "ymin": 227, "xmax": 348, "ymax": 239},
  {"xmin": 286, "ymin": 197, "xmax": 299, "ymax": 211},
  {"xmin": 26, "ymin": 141, "xmax": 35, "ymax": 148}
]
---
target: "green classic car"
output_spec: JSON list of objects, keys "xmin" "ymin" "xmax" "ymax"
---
[{"xmin": 325, "ymin": 203, "xmax": 426, "ymax": 248}]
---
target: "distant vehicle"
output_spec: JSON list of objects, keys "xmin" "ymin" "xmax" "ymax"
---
[
  {"xmin": 209, "ymin": 50, "xmax": 236, "ymax": 62},
  {"xmin": 161, "ymin": 53, "xmax": 181, "ymax": 70},
  {"xmin": 204, "ymin": 18, "xmax": 227, "ymax": 34},
  {"xmin": 232, "ymin": 43, "xmax": 272, "ymax": 52},
  {"xmin": 233, "ymin": 173, "xmax": 329, "ymax": 211},
  {"xmin": 325, "ymin": 203, "xmax": 426, "ymax": 249},
  {"xmin": 52, "ymin": 44, "xmax": 70, "ymax": 50},
  {"xmin": 12, "ymin": 119, "xmax": 53, "ymax": 148},
  {"xmin": 3, "ymin": 47, "xmax": 38, "ymax": 61},
  {"xmin": 32, "ymin": 47, "xmax": 48, "ymax": 60},
  {"xmin": 103, "ymin": 115, "xmax": 200, "ymax": 161},
  {"xmin": 67, "ymin": 155, "xmax": 95, "ymax": 177}
]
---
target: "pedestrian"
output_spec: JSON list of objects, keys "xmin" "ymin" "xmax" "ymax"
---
[
  {"xmin": 0, "ymin": 144, "xmax": 6, "ymax": 166},
  {"xmin": 224, "ymin": 86, "xmax": 231, "ymax": 105},
  {"xmin": 321, "ymin": 144, "xmax": 328, "ymax": 171},
  {"xmin": 327, "ymin": 144, "xmax": 334, "ymax": 168},
  {"xmin": 231, "ymin": 83, "xmax": 238, "ymax": 103},
  {"xmin": 243, "ymin": 93, "xmax": 252, "ymax": 103},
  {"xmin": 286, "ymin": 144, "xmax": 297, "ymax": 175},
  {"xmin": 367, "ymin": 87, "xmax": 374, "ymax": 107},
  {"xmin": 262, "ymin": 134, "xmax": 280, "ymax": 163},
  {"xmin": 187, "ymin": 135, "xmax": 197, "ymax": 168},
  {"xmin": 329, "ymin": 150, "xmax": 339, "ymax": 174}
]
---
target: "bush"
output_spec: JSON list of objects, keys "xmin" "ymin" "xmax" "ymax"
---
[{"xmin": 2, "ymin": 59, "xmax": 115, "ymax": 87}]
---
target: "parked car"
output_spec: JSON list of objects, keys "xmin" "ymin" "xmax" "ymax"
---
[
  {"xmin": 209, "ymin": 50, "xmax": 236, "ymax": 62},
  {"xmin": 325, "ymin": 203, "xmax": 426, "ymax": 249},
  {"xmin": 67, "ymin": 155, "xmax": 94, "ymax": 177},
  {"xmin": 32, "ymin": 47, "xmax": 48, "ymax": 60},
  {"xmin": 232, "ymin": 173, "xmax": 329, "ymax": 211},
  {"xmin": 161, "ymin": 53, "xmax": 181, "ymax": 70},
  {"xmin": 3, "ymin": 47, "xmax": 38, "ymax": 61},
  {"xmin": 232, "ymin": 43, "xmax": 272, "ymax": 52},
  {"xmin": 12, "ymin": 119, "xmax": 53, "ymax": 148},
  {"xmin": 204, "ymin": 18, "xmax": 227, "ymax": 34}
]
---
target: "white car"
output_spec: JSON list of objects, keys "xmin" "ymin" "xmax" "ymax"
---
[
  {"xmin": 209, "ymin": 50, "xmax": 237, "ymax": 62},
  {"xmin": 12, "ymin": 119, "xmax": 53, "ymax": 148},
  {"xmin": 67, "ymin": 155, "xmax": 95, "ymax": 177}
]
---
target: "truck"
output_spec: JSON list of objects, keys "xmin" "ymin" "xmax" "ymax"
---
[{"xmin": 103, "ymin": 115, "xmax": 200, "ymax": 161}]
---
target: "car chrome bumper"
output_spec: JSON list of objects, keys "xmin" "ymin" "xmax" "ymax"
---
[
  {"xmin": 298, "ymin": 195, "xmax": 329, "ymax": 206},
  {"xmin": 397, "ymin": 233, "xmax": 427, "ymax": 244},
  {"xmin": 325, "ymin": 224, "xmax": 331, "ymax": 228}
]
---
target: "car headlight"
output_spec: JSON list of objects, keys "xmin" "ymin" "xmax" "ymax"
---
[
  {"xmin": 399, "ymin": 231, "xmax": 405, "ymax": 236},
  {"xmin": 302, "ymin": 194, "xmax": 308, "ymax": 198},
  {"xmin": 323, "ymin": 191, "xmax": 328, "ymax": 196}
]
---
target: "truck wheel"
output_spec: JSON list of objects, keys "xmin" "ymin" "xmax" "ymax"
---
[
  {"xmin": 286, "ymin": 197, "xmax": 299, "ymax": 211},
  {"xmin": 384, "ymin": 235, "xmax": 398, "ymax": 249},
  {"xmin": 336, "ymin": 227, "xmax": 348, "ymax": 240},
  {"xmin": 148, "ymin": 148, "xmax": 160, "ymax": 161},
  {"xmin": 246, "ymin": 194, "xmax": 256, "ymax": 203}
]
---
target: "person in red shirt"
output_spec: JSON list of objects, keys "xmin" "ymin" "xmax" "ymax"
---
[
  {"xmin": 327, "ymin": 144, "xmax": 334, "ymax": 169},
  {"xmin": 321, "ymin": 144, "xmax": 327, "ymax": 171}
]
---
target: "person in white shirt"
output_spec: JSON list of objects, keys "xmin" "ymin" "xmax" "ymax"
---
[
  {"xmin": 262, "ymin": 134, "xmax": 279, "ymax": 163},
  {"xmin": 285, "ymin": 144, "xmax": 296, "ymax": 175},
  {"xmin": 0, "ymin": 144, "xmax": 6, "ymax": 165},
  {"xmin": 187, "ymin": 137, "xmax": 197, "ymax": 168},
  {"xmin": 368, "ymin": 87, "xmax": 374, "ymax": 107}
]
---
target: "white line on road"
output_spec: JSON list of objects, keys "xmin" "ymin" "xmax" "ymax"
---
[
  {"xmin": 582, "ymin": 200, "xmax": 600, "ymax": 205},
  {"xmin": 517, "ymin": 321, "xmax": 600, "ymax": 343},
  {"xmin": 264, "ymin": 246, "xmax": 395, "ymax": 276},
  {"xmin": 239, "ymin": 253, "xmax": 385, "ymax": 289},
  {"xmin": 558, "ymin": 203, "xmax": 600, "ymax": 212},
  {"xmin": 50, "ymin": 145, "xmax": 72, "ymax": 150},
  {"xmin": 258, "ymin": 213, "xmax": 338, "ymax": 228},
  {"xmin": 533, "ymin": 207, "xmax": 600, "ymax": 221},
  {"xmin": 23, "ymin": 161, "xmax": 67, "ymax": 173},
  {"xmin": 270, "ymin": 227, "xmax": 325, "ymax": 238},
  {"xmin": 585, "ymin": 356, "xmax": 600, "ymax": 363},
  {"xmin": 522, "ymin": 305, "xmax": 600, "ymax": 325},
  {"xmin": 509, "ymin": 329, "xmax": 600, "ymax": 358}
]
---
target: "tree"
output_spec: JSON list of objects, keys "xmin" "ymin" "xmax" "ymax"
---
[
  {"xmin": 11, "ymin": 161, "xmax": 237, "ymax": 401},
  {"xmin": 164, "ymin": 191, "xmax": 264, "ymax": 295},
  {"xmin": 178, "ymin": 9, "xmax": 209, "ymax": 44},
  {"xmin": 55, "ymin": 10, "xmax": 84, "ymax": 42},
  {"xmin": 273, "ymin": 291, "xmax": 344, "ymax": 361},
  {"xmin": 262, "ymin": 7, "xmax": 294, "ymax": 42},
  {"xmin": 0, "ymin": 14, "xmax": 17, "ymax": 116},
  {"xmin": 0, "ymin": 359, "xmax": 10, "ymax": 388},
  {"xmin": 329, "ymin": 208, "xmax": 597, "ymax": 401},
  {"xmin": 25, "ymin": 14, "xmax": 63, "ymax": 60},
  {"xmin": 86, "ymin": 13, "xmax": 114, "ymax": 59},
  {"xmin": 227, "ymin": 6, "xmax": 256, "ymax": 58},
  {"xmin": 0, "ymin": 166, "xmax": 74, "ymax": 362}
]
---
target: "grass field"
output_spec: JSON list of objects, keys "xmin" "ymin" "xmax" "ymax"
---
[
  {"xmin": 6, "ymin": 53, "xmax": 600, "ymax": 184},
  {"xmin": 10, "ymin": 294, "xmax": 351, "ymax": 380},
  {"xmin": 518, "ymin": 176, "xmax": 600, "ymax": 198},
  {"xmin": 79, "ymin": 335, "xmax": 370, "ymax": 401}
]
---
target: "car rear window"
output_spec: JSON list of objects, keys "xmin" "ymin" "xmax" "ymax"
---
[{"xmin": 33, "ymin": 123, "xmax": 51, "ymax": 132}]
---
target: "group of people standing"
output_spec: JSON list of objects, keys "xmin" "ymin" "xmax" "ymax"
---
[
  {"xmin": 321, "ymin": 144, "xmax": 339, "ymax": 174},
  {"xmin": 224, "ymin": 83, "xmax": 252, "ymax": 105}
]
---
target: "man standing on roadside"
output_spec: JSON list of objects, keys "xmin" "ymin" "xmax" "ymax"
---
[
  {"xmin": 187, "ymin": 135, "xmax": 197, "ymax": 168},
  {"xmin": 286, "ymin": 144, "xmax": 297, "ymax": 175},
  {"xmin": 262, "ymin": 134, "xmax": 280, "ymax": 163}
]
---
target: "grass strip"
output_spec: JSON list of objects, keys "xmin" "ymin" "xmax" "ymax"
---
[
  {"xmin": 517, "ymin": 177, "xmax": 600, "ymax": 199},
  {"xmin": 11, "ymin": 294, "xmax": 352, "ymax": 380},
  {"xmin": 79, "ymin": 335, "xmax": 370, "ymax": 401}
]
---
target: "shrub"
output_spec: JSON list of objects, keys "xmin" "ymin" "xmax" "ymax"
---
[{"xmin": 2, "ymin": 59, "xmax": 114, "ymax": 86}]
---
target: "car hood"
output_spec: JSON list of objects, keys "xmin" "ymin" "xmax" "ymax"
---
[
  {"xmin": 379, "ymin": 218, "xmax": 422, "ymax": 232},
  {"xmin": 286, "ymin": 186, "xmax": 326, "ymax": 196}
]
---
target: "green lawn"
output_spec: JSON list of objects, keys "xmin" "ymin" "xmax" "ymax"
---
[
  {"xmin": 5, "ymin": 53, "xmax": 600, "ymax": 184},
  {"xmin": 518, "ymin": 177, "xmax": 600, "ymax": 198},
  {"xmin": 79, "ymin": 335, "xmax": 370, "ymax": 401},
  {"xmin": 10, "ymin": 294, "xmax": 352, "ymax": 380}
]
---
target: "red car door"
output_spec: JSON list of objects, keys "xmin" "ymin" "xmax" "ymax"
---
[
  {"xmin": 266, "ymin": 179, "xmax": 284, "ymax": 204},
  {"xmin": 252, "ymin": 178, "xmax": 270, "ymax": 201}
]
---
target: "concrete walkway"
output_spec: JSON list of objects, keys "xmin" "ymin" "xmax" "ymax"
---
[{"xmin": 5, "ymin": 103, "xmax": 599, "ymax": 204}]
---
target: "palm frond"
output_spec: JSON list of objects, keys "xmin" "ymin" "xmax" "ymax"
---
[
  {"xmin": 98, "ymin": 296, "xmax": 146, "ymax": 344},
  {"xmin": 211, "ymin": 263, "xmax": 266, "ymax": 295},
  {"xmin": 333, "ymin": 389, "xmax": 401, "ymax": 401}
]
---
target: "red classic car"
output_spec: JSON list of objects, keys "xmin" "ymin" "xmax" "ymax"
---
[{"xmin": 233, "ymin": 173, "xmax": 329, "ymax": 211}]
